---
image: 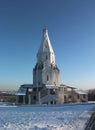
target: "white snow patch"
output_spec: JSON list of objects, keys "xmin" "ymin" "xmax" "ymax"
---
[{"xmin": 0, "ymin": 103, "xmax": 95, "ymax": 130}]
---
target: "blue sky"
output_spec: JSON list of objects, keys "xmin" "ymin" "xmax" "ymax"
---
[{"xmin": 0, "ymin": 0, "xmax": 95, "ymax": 90}]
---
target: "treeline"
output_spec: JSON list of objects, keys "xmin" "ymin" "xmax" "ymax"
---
[{"xmin": 0, "ymin": 91, "xmax": 16, "ymax": 102}]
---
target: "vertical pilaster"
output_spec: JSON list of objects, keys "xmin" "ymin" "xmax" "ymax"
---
[
  {"xmin": 38, "ymin": 91, "xmax": 41, "ymax": 104},
  {"xmin": 28, "ymin": 94, "xmax": 31, "ymax": 104},
  {"xmin": 23, "ymin": 95, "xmax": 26, "ymax": 104}
]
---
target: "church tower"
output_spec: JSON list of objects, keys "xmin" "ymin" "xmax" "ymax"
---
[{"xmin": 33, "ymin": 28, "xmax": 60, "ymax": 87}]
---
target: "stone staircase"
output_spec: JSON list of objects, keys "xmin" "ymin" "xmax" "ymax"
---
[{"xmin": 40, "ymin": 94, "xmax": 58, "ymax": 104}]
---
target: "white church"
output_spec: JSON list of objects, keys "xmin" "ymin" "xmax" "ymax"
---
[{"xmin": 16, "ymin": 28, "xmax": 88, "ymax": 104}]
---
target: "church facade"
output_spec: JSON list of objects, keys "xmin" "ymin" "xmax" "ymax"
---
[{"xmin": 16, "ymin": 28, "xmax": 88, "ymax": 104}]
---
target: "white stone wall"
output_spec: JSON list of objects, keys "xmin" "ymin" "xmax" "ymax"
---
[{"xmin": 57, "ymin": 87, "xmax": 65, "ymax": 104}]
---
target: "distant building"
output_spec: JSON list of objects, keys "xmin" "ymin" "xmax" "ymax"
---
[{"xmin": 16, "ymin": 28, "xmax": 88, "ymax": 104}]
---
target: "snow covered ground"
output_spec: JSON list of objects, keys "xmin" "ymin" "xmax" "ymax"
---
[{"xmin": 0, "ymin": 103, "xmax": 95, "ymax": 130}]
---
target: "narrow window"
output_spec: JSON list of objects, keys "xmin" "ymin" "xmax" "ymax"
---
[
  {"xmin": 38, "ymin": 82, "xmax": 40, "ymax": 85},
  {"xmin": 46, "ymin": 55, "xmax": 48, "ymax": 60},
  {"xmin": 47, "ymin": 75, "xmax": 49, "ymax": 81}
]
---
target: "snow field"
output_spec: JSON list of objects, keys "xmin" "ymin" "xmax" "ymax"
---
[{"xmin": 0, "ymin": 103, "xmax": 95, "ymax": 130}]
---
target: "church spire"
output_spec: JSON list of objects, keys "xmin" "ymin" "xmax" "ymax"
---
[
  {"xmin": 38, "ymin": 28, "xmax": 54, "ymax": 54},
  {"xmin": 37, "ymin": 28, "xmax": 55, "ymax": 64}
]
